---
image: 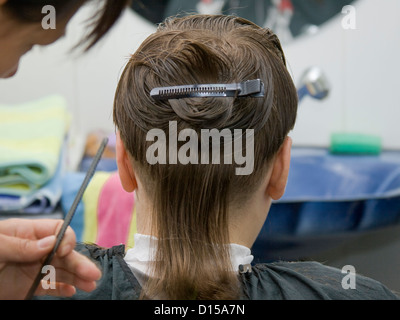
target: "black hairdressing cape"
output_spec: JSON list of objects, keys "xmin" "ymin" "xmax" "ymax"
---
[{"xmin": 37, "ymin": 243, "xmax": 399, "ymax": 300}]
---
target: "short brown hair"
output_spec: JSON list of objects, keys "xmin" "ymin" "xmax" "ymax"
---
[{"xmin": 114, "ymin": 14, "xmax": 298, "ymax": 299}]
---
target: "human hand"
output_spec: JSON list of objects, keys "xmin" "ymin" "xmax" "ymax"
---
[{"xmin": 0, "ymin": 218, "xmax": 101, "ymax": 300}]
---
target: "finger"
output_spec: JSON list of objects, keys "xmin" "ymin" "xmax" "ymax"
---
[
  {"xmin": 22, "ymin": 219, "xmax": 77, "ymax": 258},
  {"xmin": 0, "ymin": 233, "xmax": 56, "ymax": 263},
  {"xmin": 34, "ymin": 223, "xmax": 77, "ymax": 259},
  {"xmin": 51, "ymin": 250, "xmax": 102, "ymax": 282},
  {"xmin": 0, "ymin": 219, "xmax": 62, "ymax": 238},
  {"xmin": 40, "ymin": 272, "xmax": 98, "ymax": 294},
  {"xmin": 0, "ymin": 219, "xmax": 77, "ymax": 260},
  {"xmin": 54, "ymin": 226, "xmax": 77, "ymax": 258},
  {"xmin": 0, "ymin": 219, "xmax": 76, "ymax": 246},
  {"xmin": 38, "ymin": 253, "xmax": 101, "ymax": 294},
  {"xmin": 35, "ymin": 281, "xmax": 76, "ymax": 298}
]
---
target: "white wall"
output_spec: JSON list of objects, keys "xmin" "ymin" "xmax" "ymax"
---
[
  {"xmin": 1, "ymin": 0, "xmax": 399, "ymax": 158},
  {"xmin": 286, "ymin": 0, "xmax": 400, "ymax": 149},
  {"xmin": 0, "ymin": 5, "xmax": 156, "ymax": 169}
]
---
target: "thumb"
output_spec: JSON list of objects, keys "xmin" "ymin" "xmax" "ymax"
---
[{"xmin": 0, "ymin": 234, "xmax": 56, "ymax": 263}]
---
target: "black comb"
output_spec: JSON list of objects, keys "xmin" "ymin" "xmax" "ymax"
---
[
  {"xmin": 24, "ymin": 137, "xmax": 108, "ymax": 300},
  {"xmin": 150, "ymin": 79, "xmax": 264, "ymax": 100}
]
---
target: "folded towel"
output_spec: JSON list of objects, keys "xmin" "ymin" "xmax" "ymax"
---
[
  {"xmin": 0, "ymin": 95, "xmax": 70, "ymax": 195},
  {"xmin": 0, "ymin": 142, "xmax": 66, "ymax": 214}
]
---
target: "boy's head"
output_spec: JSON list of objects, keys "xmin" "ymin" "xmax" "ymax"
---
[{"xmin": 113, "ymin": 14, "xmax": 298, "ymax": 299}]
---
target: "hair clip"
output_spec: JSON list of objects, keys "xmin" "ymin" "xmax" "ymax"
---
[{"xmin": 150, "ymin": 79, "xmax": 264, "ymax": 100}]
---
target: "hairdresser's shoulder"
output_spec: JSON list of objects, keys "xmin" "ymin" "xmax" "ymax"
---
[{"xmin": 241, "ymin": 261, "xmax": 399, "ymax": 300}]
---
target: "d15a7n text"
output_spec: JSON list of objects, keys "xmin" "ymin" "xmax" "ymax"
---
[{"xmin": 198, "ymin": 304, "xmax": 245, "ymax": 315}]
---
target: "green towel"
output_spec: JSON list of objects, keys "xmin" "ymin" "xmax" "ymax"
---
[{"xmin": 0, "ymin": 95, "xmax": 70, "ymax": 195}]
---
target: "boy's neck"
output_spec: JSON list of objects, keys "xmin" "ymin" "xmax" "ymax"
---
[{"xmin": 134, "ymin": 182, "xmax": 272, "ymax": 249}]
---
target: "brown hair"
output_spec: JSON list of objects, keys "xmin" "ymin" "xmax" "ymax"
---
[
  {"xmin": 3, "ymin": 0, "xmax": 130, "ymax": 50},
  {"xmin": 113, "ymin": 14, "xmax": 298, "ymax": 299}
]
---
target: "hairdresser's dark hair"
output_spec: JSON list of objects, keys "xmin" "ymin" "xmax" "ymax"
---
[
  {"xmin": 114, "ymin": 14, "xmax": 298, "ymax": 300},
  {"xmin": 3, "ymin": 0, "xmax": 130, "ymax": 50}
]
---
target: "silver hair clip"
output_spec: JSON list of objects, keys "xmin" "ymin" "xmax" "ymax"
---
[{"xmin": 150, "ymin": 79, "xmax": 264, "ymax": 100}]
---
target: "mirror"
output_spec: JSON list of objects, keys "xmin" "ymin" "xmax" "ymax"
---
[{"xmin": 131, "ymin": 0, "xmax": 357, "ymax": 43}]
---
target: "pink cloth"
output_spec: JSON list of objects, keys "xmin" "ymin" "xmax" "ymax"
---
[{"xmin": 96, "ymin": 172, "xmax": 135, "ymax": 247}]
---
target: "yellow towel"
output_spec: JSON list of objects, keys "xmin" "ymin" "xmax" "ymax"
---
[{"xmin": 0, "ymin": 95, "xmax": 70, "ymax": 195}]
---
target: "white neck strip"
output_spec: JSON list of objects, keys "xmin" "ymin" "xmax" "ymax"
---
[{"xmin": 124, "ymin": 233, "xmax": 254, "ymax": 285}]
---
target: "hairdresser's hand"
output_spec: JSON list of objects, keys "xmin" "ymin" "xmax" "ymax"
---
[{"xmin": 0, "ymin": 219, "xmax": 101, "ymax": 300}]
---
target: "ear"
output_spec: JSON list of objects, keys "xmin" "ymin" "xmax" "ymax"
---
[
  {"xmin": 266, "ymin": 137, "xmax": 292, "ymax": 200},
  {"xmin": 116, "ymin": 131, "xmax": 137, "ymax": 193}
]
